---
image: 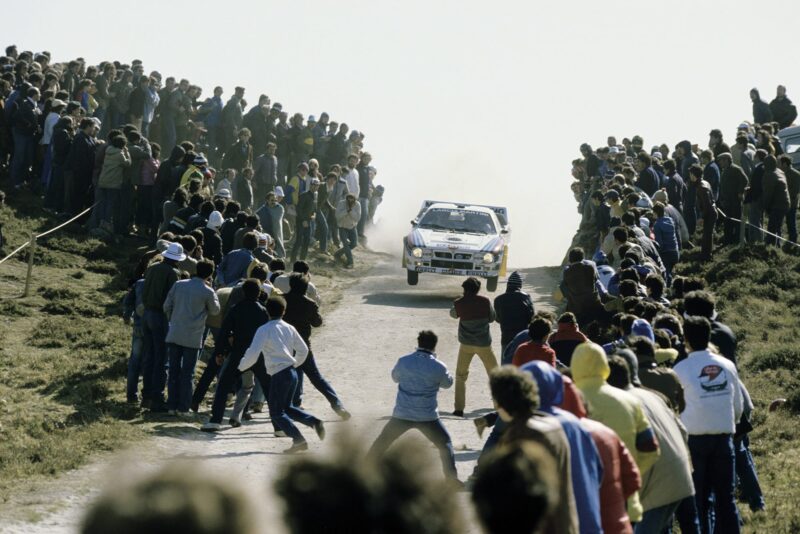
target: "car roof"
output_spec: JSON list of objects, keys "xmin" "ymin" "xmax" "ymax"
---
[{"xmin": 426, "ymin": 202, "xmax": 496, "ymax": 215}]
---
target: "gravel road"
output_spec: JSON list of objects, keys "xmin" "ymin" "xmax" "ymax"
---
[{"xmin": 1, "ymin": 256, "xmax": 557, "ymax": 533}]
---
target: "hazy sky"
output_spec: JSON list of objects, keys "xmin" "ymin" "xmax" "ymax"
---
[{"xmin": 9, "ymin": 0, "xmax": 797, "ymax": 266}]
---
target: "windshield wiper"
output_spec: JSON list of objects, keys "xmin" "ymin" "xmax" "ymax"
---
[{"xmin": 418, "ymin": 223, "xmax": 453, "ymax": 231}]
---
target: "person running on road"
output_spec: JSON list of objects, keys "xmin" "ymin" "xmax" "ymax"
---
[
  {"xmin": 238, "ymin": 296, "xmax": 325, "ymax": 454},
  {"xmin": 368, "ymin": 330, "xmax": 460, "ymax": 483}
]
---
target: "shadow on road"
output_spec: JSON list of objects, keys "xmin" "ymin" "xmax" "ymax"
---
[{"xmin": 362, "ymin": 291, "xmax": 455, "ymax": 309}]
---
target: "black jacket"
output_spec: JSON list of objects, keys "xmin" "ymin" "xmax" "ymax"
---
[
  {"xmin": 296, "ymin": 190, "xmax": 318, "ymax": 222},
  {"xmin": 493, "ymin": 290, "xmax": 534, "ymax": 345},
  {"xmin": 13, "ymin": 98, "xmax": 40, "ymax": 136},
  {"xmin": 283, "ymin": 292, "xmax": 322, "ymax": 344},
  {"xmin": 201, "ymin": 227, "xmax": 223, "ymax": 266},
  {"xmin": 51, "ymin": 119, "xmax": 74, "ymax": 166},
  {"xmin": 769, "ymin": 96, "xmax": 798, "ymax": 129},
  {"xmin": 216, "ymin": 299, "xmax": 270, "ymax": 357},
  {"xmin": 221, "ymin": 219, "xmax": 243, "ymax": 255}
]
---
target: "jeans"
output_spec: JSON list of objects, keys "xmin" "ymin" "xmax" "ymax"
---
[
  {"xmin": 11, "ymin": 130, "xmax": 34, "ymax": 185},
  {"xmin": 369, "ymin": 418, "xmax": 457, "ymax": 479},
  {"xmin": 315, "ymin": 210, "xmax": 329, "ymax": 251},
  {"xmin": 290, "ymin": 221, "xmax": 312, "ymax": 261},
  {"xmin": 675, "ymin": 495, "xmax": 702, "ymax": 534},
  {"xmin": 40, "ymin": 143, "xmax": 52, "ymax": 187},
  {"xmin": 660, "ymin": 248, "xmax": 680, "ymax": 286},
  {"xmin": 357, "ymin": 197, "xmax": 369, "ymax": 236},
  {"xmin": 721, "ymin": 201, "xmax": 742, "ymax": 245},
  {"xmin": 142, "ymin": 309, "xmax": 169, "ymax": 403},
  {"xmin": 96, "ymin": 187, "xmax": 120, "ymax": 230},
  {"xmin": 210, "ymin": 354, "xmax": 272, "ymax": 425},
  {"xmin": 636, "ymin": 500, "xmax": 682, "ymax": 534},
  {"xmin": 746, "ymin": 202, "xmax": 763, "ymax": 243},
  {"xmin": 166, "ymin": 344, "xmax": 200, "ymax": 412},
  {"xmin": 162, "ymin": 115, "xmax": 176, "ymax": 152},
  {"xmin": 335, "ymin": 227, "xmax": 358, "ymax": 265},
  {"xmin": 787, "ymin": 205, "xmax": 798, "ymax": 244},
  {"xmin": 192, "ymin": 352, "xmax": 222, "ymax": 408},
  {"xmin": 268, "ymin": 366, "xmax": 319, "ymax": 444},
  {"xmin": 44, "ymin": 163, "xmax": 66, "ymax": 212},
  {"xmin": 291, "ymin": 351, "xmax": 343, "ymax": 409},
  {"xmin": 735, "ymin": 436, "xmax": 765, "ymax": 511},
  {"xmin": 126, "ymin": 333, "xmax": 143, "ymax": 401},
  {"xmin": 454, "ymin": 343, "xmax": 498, "ymax": 412},
  {"xmin": 766, "ymin": 208, "xmax": 786, "ymax": 246},
  {"xmin": 687, "ymin": 434, "xmax": 740, "ymax": 534},
  {"xmin": 684, "ymin": 204, "xmax": 697, "ymax": 236}
]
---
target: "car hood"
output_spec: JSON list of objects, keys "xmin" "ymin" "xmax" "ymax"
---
[{"xmin": 408, "ymin": 228, "xmax": 504, "ymax": 252}]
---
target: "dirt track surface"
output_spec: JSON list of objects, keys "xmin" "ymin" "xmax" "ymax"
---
[{"xmin": 1, "ymin": 257, "xmax": 557, "ymax": 533}]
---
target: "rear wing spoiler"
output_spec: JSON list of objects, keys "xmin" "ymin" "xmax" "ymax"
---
[{"xmin": 416, "ymin": 200, "xmax": 510, "ymax": 227}]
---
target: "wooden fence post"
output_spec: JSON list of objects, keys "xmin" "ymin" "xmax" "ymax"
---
[{"xmin": 23, "ymin": 232, "xmax": 36, "ymax": 298}]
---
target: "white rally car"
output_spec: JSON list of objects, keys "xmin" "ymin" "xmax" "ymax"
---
[{"xmin": 402, "ymin": 201, "xmax": 511, "ymax": 292}]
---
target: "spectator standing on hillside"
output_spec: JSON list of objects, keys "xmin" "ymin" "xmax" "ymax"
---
[
  {"xmin": 674, "ymin": 317, "xmax": 744, "ymax": 534},
  {"xmin": 141, "ymin": 242, "xmax": 183, "ymax": 411},
  {"xmin": 717, "ymin": 153, "xmax": 748, "ymax": 245},
  {"xmin": 769, "ymin": 85, "xmax": 798, "ymax": 129},
  {"xmin": 290, "ymin": 177, "xmax": 319, "ymax": 263},
  {"xmin": 333, "ymin": 194, "xmax": 360, "ymax": 268},
  {"xmin": 635, "ymin": 152, "xmax": 659, "ymax": 197},
  {"xmin": 689, "ymin": 165, "xmax": 717, "ymax": 260},
  {"xmin": 357, "ymin": 152, "xmax": 374, "ymax": 238},
  {"xmin": 761, "ymin": 155, "xmax": 790, "ymax": 245},
  {"xmin": 493, "ymin": 271, "xmax": 534, "ymax": 357},
  {"xmin": 751, "ymin": 88, "xmax": 773, "ymax": 125},
  {"xmin": 652, "ymin": 202, "xmax": 680, "ymax": 285},
  {"xmin": 561, "ymin": 247, "xmax": 606, "ymax": 327},
  {"xmin": 95, "ymin": 134, "xmax": 131, "ymax": 235},
  {"xmin": 256, "ymin": 190, "xmax": 286, "ymax": 258},
  {"xmin": 342, "ymin": 154, "xmax": 360, "ymax": 198},
  {"xmin": 450, "ymin": 277, "xmax": 497, "ymax": 417},
  {"xmin": 778, "ymin": 155, "xmax": 800, "ymax": 243},
  {"xmin": 11, "ymin": 86, "xmax": 41, "ymax": 188},
  {"xmin": 163, "ymin": 260, "xmax": 220, "ymax": 415},
  {"xmin": 368, "ymin": 330, "xmax": 459, "ymax": 482}
]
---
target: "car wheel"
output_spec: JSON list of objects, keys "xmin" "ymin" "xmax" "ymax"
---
[
  {"xmin": 407, "ymin": 270, "xmax": 419, "ymax": 286},
  {"xmin": 486, "ymin": 276, "xmax": 498, "ymax": 292}
]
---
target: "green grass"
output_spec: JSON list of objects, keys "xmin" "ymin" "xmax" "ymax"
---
[{"xmin": 673, "ymin": 244, "xmax": 800, "ymax": 532}]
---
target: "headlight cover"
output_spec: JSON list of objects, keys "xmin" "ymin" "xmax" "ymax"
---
[
  {"xmin": 483, "ymin": 253, "xmax": 494, "ymax": 264},
  {"xmin": 412, "ymin": 248, "xmax": 423, "ymax": 258}
]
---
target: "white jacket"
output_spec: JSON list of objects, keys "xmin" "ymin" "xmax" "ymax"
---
[{"xmin": 336, "ymin": 199, "xmax": 361, "ymax": 229}]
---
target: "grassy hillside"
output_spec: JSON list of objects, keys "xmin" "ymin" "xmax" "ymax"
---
[
  {"xmin": 674, "ymin": 245, "xmax": 800, "ymax": 532},
  {"xmin": 0, "ymin": 190, "xmax": 382, "ymax": 501}
]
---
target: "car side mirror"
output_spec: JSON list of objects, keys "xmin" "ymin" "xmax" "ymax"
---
[
  {"xmin": 410, "ymin": 219, "xmax": 416, "ymax": 226},
  {"xmin": 501, "ymin": 228, "xmax": 510, "ymax": 235}
]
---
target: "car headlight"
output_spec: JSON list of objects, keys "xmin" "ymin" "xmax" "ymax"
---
[
  {"xmin": 412, "ymin": 248, "xmax": 423, "ymax": 258},
  {"xmin": 483, "ymin": 253, "xmax": 494, "ymax": 264}
]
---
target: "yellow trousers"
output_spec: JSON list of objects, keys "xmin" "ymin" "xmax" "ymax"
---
[{"xmin": 454, "ymin": 343, "xmax": 498, "ymax": 412}]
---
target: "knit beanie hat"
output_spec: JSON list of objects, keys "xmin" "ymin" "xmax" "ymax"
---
[{"xmin": 507, "ymin": 271, "xmax": 523, "ymax": 291}]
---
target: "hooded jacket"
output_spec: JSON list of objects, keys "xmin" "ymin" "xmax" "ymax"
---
[
  {"xmin": 523, "ymin": 361, "xmax": 604, "ymax": 534},
  {"xmin": 493, "ymin": 289, "xmax": 534, "ymax": 345},
  {"xmin": 571, "ymin": 342, "xmax": 660, "ymax": 522},
  {"xmin": 97, "ymin": 145, "xmax": 131, "ymax": 189},
  {"xmin": 580, "ymin": 418, "xmax": 640, "ymax": 534},
  {"xmin": 549, "ymin": 322, "xmax": 588, "ymax": 366}
]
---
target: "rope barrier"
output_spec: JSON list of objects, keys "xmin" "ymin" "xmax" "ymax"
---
[
  {"xmin": 0, "ymin": 204, "xmax": 96, "ymax": 266},
  {"xmin": 715, "ymin": 207, "xmax": 799, "ymax": 247}
]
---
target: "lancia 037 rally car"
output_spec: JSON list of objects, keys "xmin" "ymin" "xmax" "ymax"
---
[{"xmin": 402, "ymin": 201, "xmax": 510, "ymax": 291}]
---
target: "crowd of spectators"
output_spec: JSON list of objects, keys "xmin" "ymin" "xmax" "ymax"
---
[
  {"xmin": 0, "ymin": 43, "xmax": 384, "ymax": 269},
  {"xmin": 3, "ymin": 42, "xmax": 795, "ymax": 534}
]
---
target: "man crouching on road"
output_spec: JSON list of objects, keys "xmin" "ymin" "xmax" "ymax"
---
[{"xmin": 368, "ymin": 330, "xmax": 460, "ymax": 484}]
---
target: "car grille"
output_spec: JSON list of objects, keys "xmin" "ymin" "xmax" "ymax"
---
[
  {"xmin": 434, "ymin": 252, "xmax": 472, "ymax": 260},
  {"xmin": 431, "ymin": 259, "xmax": 474, "ymax": 270}
]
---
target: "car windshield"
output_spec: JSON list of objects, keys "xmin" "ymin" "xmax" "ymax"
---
[{"xmin": 418, "ymin": 208, "xmax": 496, "ymax": 234}]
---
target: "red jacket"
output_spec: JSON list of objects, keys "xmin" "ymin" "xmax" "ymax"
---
[
  {"xmin": 580, "ymin": 418, "xmax": 641, "ymax": 534},
  {"xmin": 512, "ymin": 341, "xmax": 556, "ymax": 367}
]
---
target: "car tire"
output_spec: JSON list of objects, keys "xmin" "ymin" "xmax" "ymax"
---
[
  {"xmin": 486, "ymin": 276, "xmax": 498, "ymax": 292},
  {"xmin": 407, "ymin": 270, "xmax": 419, "ymax": 286}
]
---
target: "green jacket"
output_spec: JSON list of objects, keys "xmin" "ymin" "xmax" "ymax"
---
[
  {"xmin": 762, "ymin": 169, "xmax": 791, "ymax": 212},
  {"xmin": 97, "ymin": 146, "xmax": 131, "ymax": 189}
]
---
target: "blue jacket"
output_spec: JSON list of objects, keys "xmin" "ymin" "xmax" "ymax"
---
[
  {"xmin": 391, "ymin": 349, "xmax": 453, "ymax": 421},
  {"xmin": 653, "ymin": 216, "xmax": 680, "ymax": 252},
  {"xmin": 522, "ymin": 361, "xmax": 604, "ymax": 534},
  {"xmin": 217, "ymin": 248, "xmax": 254, "ymax": 287}
]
